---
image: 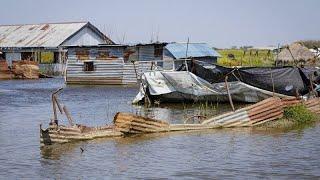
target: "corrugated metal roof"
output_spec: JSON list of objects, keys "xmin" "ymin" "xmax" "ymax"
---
[
  {"xmin": 165, "ymin": 43, "xmax": 221, "ymax": 59},
  {"xmin": 0, "ymin": 22, "xmax": 108, "ymax": 48}
]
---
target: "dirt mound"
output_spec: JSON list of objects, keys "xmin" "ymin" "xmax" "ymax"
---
[
  {"xmin": 12, "ymin": 60, "xmax": 39, "ymax": 79},
  {"xmin": 0, "ymin": 60, "xmax": 13, "ymax": 79}
]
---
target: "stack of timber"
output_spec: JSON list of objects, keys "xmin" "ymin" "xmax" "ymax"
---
[{"xmin": 0, "ymin": 60, "xmax": 12, "ymax": 79}]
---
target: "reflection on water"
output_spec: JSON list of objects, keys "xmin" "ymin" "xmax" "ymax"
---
[{"xmin": 1, "ymin": 78, "xmax": 320, "ymax": 179}]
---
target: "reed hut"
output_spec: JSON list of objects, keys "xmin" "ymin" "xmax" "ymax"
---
[{"xmin": 276, "ymin": 43, "xmax": 316, "ymax": 66}]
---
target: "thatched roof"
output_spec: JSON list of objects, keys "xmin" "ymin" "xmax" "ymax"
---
[
  {"xmin": 277, "ymin": 43, "xmax": 315, "ymax": 62},
  {"xmin": 296, "ymin": 40, "xmax": 320, "ymax": 49}
]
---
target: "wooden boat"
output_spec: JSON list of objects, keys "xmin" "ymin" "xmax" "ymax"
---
[{"xmin": 40, "ymin": 89, "xmax": 320, "ymax": 147}]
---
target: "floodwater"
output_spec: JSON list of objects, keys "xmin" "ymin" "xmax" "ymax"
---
[{"xmin": 0, "ymin": 78, "xmax": 320, "ymax": 179}]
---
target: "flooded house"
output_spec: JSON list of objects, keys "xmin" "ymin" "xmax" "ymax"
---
[
  {"xmin": 0, "ymin": 21, "xmax": 113, "ymax": 76},
  {"xmin": 65, "ymin": 44, "xmax": 139, "ymax": 85},
  {"xmin": 64, "ymin": 42, "xmax": 220, "ymax": 85}
]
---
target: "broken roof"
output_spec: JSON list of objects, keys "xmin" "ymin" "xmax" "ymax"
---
[
  {"xmin": 0, "ymin": 21, "xmax": 114, "ymax": 48},
  {"xmin": 165, "ymin": 43, "xmax": 221, "ymax": 59}
]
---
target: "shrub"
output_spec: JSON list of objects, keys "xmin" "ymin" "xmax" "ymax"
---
[{"xmin": 284, "ymin": 104, "xmax": 316, "ymax": 124}]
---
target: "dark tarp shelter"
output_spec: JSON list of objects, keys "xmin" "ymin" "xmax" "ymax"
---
[{"xmin": 179, "ymin": 60, "xmax": 319, "ymax": 96}]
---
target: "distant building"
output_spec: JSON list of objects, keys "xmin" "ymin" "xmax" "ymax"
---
[
  {"xmin": 276, "ymin": 43, "xmax": 316, "ymax": 66},
  {"xmin": 164, "ymin": 43, "xmax": 220, "ymax": 61},
  {"xmin": 248, "ymin": 46, "xmax": 278, "ymax": 51},
  {"xmin": 0, "ymin": 21, "xmax": 114, "ymax": 67}
]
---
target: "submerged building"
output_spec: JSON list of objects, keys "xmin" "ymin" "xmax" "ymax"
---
[
  {"xmin": 64, "ymin": 42, "xmax": 220, "ymax": 85},
  {"xmin": 0, "ymin": 21, "xmax": 113, "ymax": 74}
]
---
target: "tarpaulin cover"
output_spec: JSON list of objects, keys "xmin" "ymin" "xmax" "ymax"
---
[
  {"xmin": 185, "ymin": 61, "xmax": 319, "ymax": 96},
  {"xmin": 133, "ymin": 71, "xmax": 290, "ymax": 104},
  {"xmin": 237, "ymin": 67, "xmax": 308, "ymax": 96}
]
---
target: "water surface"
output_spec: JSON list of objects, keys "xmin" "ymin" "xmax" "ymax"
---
[{"xmin": 0, "ymin": 78, "xmax": 319, "ymax": 179}]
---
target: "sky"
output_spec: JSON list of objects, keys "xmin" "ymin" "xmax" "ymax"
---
[{"xmin": 0, "ymin": 0, "xmax": 319, "ymax": 48}]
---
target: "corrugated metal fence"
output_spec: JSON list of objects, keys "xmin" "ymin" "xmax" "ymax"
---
[
  {"xmin": 65, "ymin": 58, "xmax": 172, "ymax": 85},
  {"xmin": 114, "ymin": 97, "xmax": 320, "ymax": 134}
]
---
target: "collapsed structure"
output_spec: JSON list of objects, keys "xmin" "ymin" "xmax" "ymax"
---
[
  {"xmin": 40, "ymin": 88, "xmax": 320, "ymax": 147},
  {"xmin": 133, "ymin": 60, "xmax": 320, "ymax": 104}
]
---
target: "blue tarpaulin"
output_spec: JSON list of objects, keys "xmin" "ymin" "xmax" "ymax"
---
[{"xmin": 165, "ymin": 43, "xmax": 221, "ymax": 59}]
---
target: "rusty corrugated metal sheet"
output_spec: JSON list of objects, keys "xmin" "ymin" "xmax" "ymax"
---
[
  {"xmin": 0, "ymin": 22, "xmax": 103, "ymax": 48},
  {"xmin": 41, "ymin": 97, "xmax": 320, "ymax": 146},
  {"xmin": 40, "ymin": 124, "xmax": 122, "ymax": 147},
  {"xmin": 65, "ymin": 58, "xmax": 139, "ymax": 85},
  {"xmin": 67, "ymin": 46, "xmax": 125, "ymax": 60},
  {"xmin": 114, "ymin": 97, "xmax": 287, "ymax": 134},
  {"xmin": 65, "ymin": 46, "xmax": 160, "ymax": 85}
]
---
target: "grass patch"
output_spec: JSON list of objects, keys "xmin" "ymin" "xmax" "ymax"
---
[
  {"xmin": 257, "ymin": 104, "xmax": 317, "ymax": 129},
  {"xmin": 284, "ymin": 104, "xmax": 316, "ymax": 124},
  {"xmin": 217, "ymin": 49, "xmax": 275, "ymax": 67}
]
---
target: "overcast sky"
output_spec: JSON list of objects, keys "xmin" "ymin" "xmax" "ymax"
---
[{"xmin": 0, "ymin": 0, "xmax": 319, "ymax": 48}]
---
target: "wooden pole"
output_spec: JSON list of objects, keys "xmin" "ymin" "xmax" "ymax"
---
[
  {"xmin": 287, "ymin": 46, "xmax": 297, "ymax": 66},
  {"xmin": 63, "ymin": 105, "xmax": 74, "ymax": 126},
  {"xmin": 185, "ymin": 38, "xmax": 189, "ymax": 71},
  {"xmin": 54, "ymin": 95, "xmax": 63, "ymax": 114},
  {"xmin": 141, "ymin": 76, "xmax": 151, "ymax": 106},
  {"xmin": 51, "ymin": 88, "xmax": 63, "ymax": 124},
  {"xmin": 270, "ymin": 68, "xmax": 275, "ymax": 97},
  {"xmin": 309, "ymin": 74, "xmax": 316, "ymax": 97},
  {"xmin": 275, "ymin": 43, "xmax": 280, "ymax": 66},
  {"xmin": 132, "ymin": 60, "xmax": 139, "ymax": 80},
  {"xmin": 225, "ymin": 75, "xmax": 235, "ymax": 111},
  {"xmin": 52, "ymin": 93, "xmax": 57, "ymax": 124}
]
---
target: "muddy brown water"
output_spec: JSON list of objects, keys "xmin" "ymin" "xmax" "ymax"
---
[{"xmin": 0, "ymin": 78, "xmax": 320, "ymax": 179}]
